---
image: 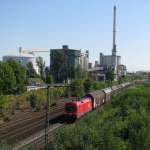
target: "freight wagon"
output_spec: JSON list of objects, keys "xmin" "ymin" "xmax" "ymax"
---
[{"xmin": 64, "ymin": 80, "xmax": 147, "ymax": 121}]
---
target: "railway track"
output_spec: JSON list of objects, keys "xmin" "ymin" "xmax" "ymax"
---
[
  {"xmin": 0, "ymin": 112, "xmax": 44, "ymax": 133},
  {"xmin": 1, "ymin": 82, "xmax": 146, "ymax": 149},
  {"xmin": 0, "ymin": 98, "xmax": 69, "ymax": 147},
  {"xmin": 0, "ymin": 111, "xmax": 36, "ymax": 128},
  {"xmin": 13, "ymin": 123, "xmax": 65, "ymax": 150}
]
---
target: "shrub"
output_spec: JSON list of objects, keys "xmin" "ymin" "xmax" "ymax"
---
[
  {"xmin": 27, "ymin": 93, "xmax": 38, "ymax": 110},
  {"xmin": 50, "ymin": 83, "xmax": 150, "ymax": 150},
  {"xmin": 83, "ymin": 78, "xmax": 93, "ymax": 93},
  {"xmin": 70, "ymin": 80, "xmax": 84, "ymax": 97}
]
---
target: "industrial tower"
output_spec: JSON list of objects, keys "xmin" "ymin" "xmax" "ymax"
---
[
  {"xmin": 112, "ymin": 5, "xmax": 117, "ymax": 56},
  {"xmin": 111, "ymin": 5, "xmax": 118, "ymax": 75}
]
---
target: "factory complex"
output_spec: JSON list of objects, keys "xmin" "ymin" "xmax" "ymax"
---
[{"xmin": 2, "ymin": 6, "xmax": 126, "ymax": 82}]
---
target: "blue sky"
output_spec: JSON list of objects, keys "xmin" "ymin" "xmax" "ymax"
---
[{"xmin": 0, "ymin": 0, "xmax": 150, "ymax": 71}]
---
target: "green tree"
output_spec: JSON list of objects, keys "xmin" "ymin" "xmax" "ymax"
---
[
  {"xmin": 45, "ymin": 67, "xmax": 53, "ymax": 84},
  {"xmin": 36, "ymin": 57, "xmax": 45, "ymax": 80},
  {"xmin": 46, "ymin": 75, "xmax": 53, "ymax": 84},
  {"xmin": 75, "ymin": 65, "xmax": 87, "ymax": 80},
  {"xmin": 0, "ymin": 61, "xmax": 16, "ymax": 94},
  {"xmin": 106, "ymin": 68, "xmax": 115, "ymax": 83},
  {"xmin": 27, "ymin": 93, "xmax": 38, "ymax": 111},
  {"xmin": 26, "ymin": 62, "xmax": 37, "ymax": 78},
  {"xmin": 83, "ymin": 78, "xmax": 93, "ymax": 93},
  {"xmin": 49, "ymin": 84, "xmax": 150, "ymax": 150},
  {"xmin": 6, "ymin": 59, "xmax": 27, "ymax": 93},
  {"xmin": 70, "ymin": 80, "xmax": 84, "ymax": 97},
  {"xmin": 127, "ymin": 112, "xmax": 149, "ymax": 150}
]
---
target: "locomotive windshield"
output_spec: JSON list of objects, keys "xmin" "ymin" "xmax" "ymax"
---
[{"xmin": 65, "ymin": 105, "xmax": 76, "ymax": 112}]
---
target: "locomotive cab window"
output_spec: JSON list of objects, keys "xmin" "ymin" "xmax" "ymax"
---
[{"xmin": 65, "ymin": 105, "xmax": 76, "ymax": 112}]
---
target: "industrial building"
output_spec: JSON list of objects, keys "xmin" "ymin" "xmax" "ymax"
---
[
  {"xmin": 88, "ymin": 66, "xmax": 106, "ymax": 81},
  {"xmin": 88, "ymin": 6, "xmax": 126, "ymax": 81},
  {"xmin": 117, "ymin": 65, "xmax": 127, "ymax": 76},
  {"xmin": 99, "ymin": 6, "xmax": 120, "ymax": 78},
  {"xmin": 80, "ymin": 50, "xmax": 89, "ymax": 71},
  {"xmin": 3, "ymin": 47, "xmax": 39, "ymax": 74},
  {"xmin": 50, "ymin": 45, "xmax": 89, "ymax": 82},
  {"xmin": 100, "ymin": 53, "xmax": 121, "ymax": 69}
]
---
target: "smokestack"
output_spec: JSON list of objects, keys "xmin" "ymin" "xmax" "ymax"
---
[{"xmin": 112, "ymin": 5, "xmax": 117, "ymax": 56}]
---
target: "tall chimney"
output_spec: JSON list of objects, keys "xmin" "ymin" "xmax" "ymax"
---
[{"xmin": 112, "ymin": 6, "xmax": 117, "ymax": 56}]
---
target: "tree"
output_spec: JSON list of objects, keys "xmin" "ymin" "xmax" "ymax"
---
[
  {"xmin": 26, "ymin": 62, "xmax": 37, "ymax": 78},
  {"xmin": 36, "ymin": 57, "xmax": 45, "ymax": 80},
  {"xmin": 27, "ymin": 93, "xmax": 38, "ymax": 111},
  {"xmin": 6, "ymin": 59, "xmax": 27, "ymax": 93},
  {"xmin": 44, "ymin": 67, "xmax": 53, "ymax": 84},
  {"xmin": 83, "ymin": 78, "xmax": 93, "ymax": 93},
  {"xmin": 70, "ymin": 80, "xmax": 84, "ymax": 97},
  {"xmin": 0, "ymin": 61, "xmax": 16, "ymax": 94},
  {"xmin": 75, "ymin": 65, "xmax": 87, "ymax": 80},
  {"xmin": 106, "ymin": 68, "xmax": 115, "ymax": 83}
]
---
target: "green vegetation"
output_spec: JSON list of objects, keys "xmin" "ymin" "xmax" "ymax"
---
[
  {"xmin": 50, "ymin": 83, "xmax": 150, "ymax": 150},
  {"xmin": 27, "ymin": 93, "xmax": 39, "ymax": 111},
  {"xmin": 0, "ymin": 89, "xmax": 44, "ymax": 120},
  {"xmin": 0, "ymin": 60, "xmax": 27, "ymax": 94},
  {"xmin": 0, "ymin": 58, "xmax": 142, "ymax": 123},
  {"xmin": 69, "ymin": 78, "xmax": 116, "ymax": 97},
  {"xmin": 0, "ymin": 76, "xmax": 118, "ymax": 121},
  {"xmin": 106, "ymin": 68, "xmax": 115, "ymax": 82},
  {"xmin": 0, "ymin": 61, "xmax": 16, "ymax": 94},
  {"xmin": 83, "ymin": 78, "xmax": 106, "ymax": 93},
  {"xmin": 75, "ymin": 65, "xmax": 88, "ymax": 80},
  {"xmin": 70, "ymin": 80, "xmax": 84, "ymax": 97},
  {"xmin": 36, "ymin": 56, "xmax": 45, "ymax": 80},
  {"xmin": 6, "ymin": 59, "xmax": 27, "ymax": 93},
  {"xmin": 0, "ymin": 86, "xmax": 68, "ymax": 120},
  {"xmin": 45, "ymin": 67, "xmax": 54, "ymax": 84},
  {"xmin": 26, "ymin": 62, "xmax": 38, "ymax": 78}
]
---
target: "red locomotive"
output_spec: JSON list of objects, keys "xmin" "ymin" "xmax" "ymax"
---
[
  {"xmin": 65, "ymin": 96, "xmax": 92, "ymax": 120},
  {"xmin": 64, "ymin": 89, "xmax": 108, "ymax": 121},
  {"xmin": 64, "ymin": 82, "xmax": 134, "ymax": 121}
]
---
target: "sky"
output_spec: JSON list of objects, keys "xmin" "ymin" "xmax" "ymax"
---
[{"xmin": 0, "ymin": 0, "xmax": 150, "ymax": 71}]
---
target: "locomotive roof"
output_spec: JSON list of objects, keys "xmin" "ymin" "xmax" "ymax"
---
[{"xmin": 65, "ymin": 97, "xmax": 91, "ymax": 105}]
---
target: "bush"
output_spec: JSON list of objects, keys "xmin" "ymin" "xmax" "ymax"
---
[
  {"xmin": 83, "ymin": 78, "xmax": 93, "ymax": 93},
  {"xmin": 27, "ymin": 93, "xmax": 37, "ymax": 109},
  {"xmin": 50, "ymin": 83, "xmax": 150, "ymax": 150},
  {"xmin": 46, "ymin": 75, "xmax": 54, "ymax": 84},
  {"xmin": 6, "ymin": 60, "xmax": 27, "ymax": 94},
  {"xmin": 70, "ymin": 80, "xmax": 84, "ymax": 97},
  {"xmin": 83, "ymin": 79, "xmax": 106, "ymax": 93},
  {"xmin": 0, "ymin": 61, "xmax": 16, "ymax": 94}
]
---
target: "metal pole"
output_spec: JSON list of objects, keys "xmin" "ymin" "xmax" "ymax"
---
[
  {"xmin": 45, "ymin": 85, "xmax": 50, "ymax": 149},
  {"xmin": 44, "ymin": 50, "xmax": 51, "ymax": 149}
]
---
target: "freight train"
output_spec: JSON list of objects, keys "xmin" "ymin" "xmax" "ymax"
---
[{"xmin": 64, "ymin": 80, "xmax": 147, "ymax": 121}]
